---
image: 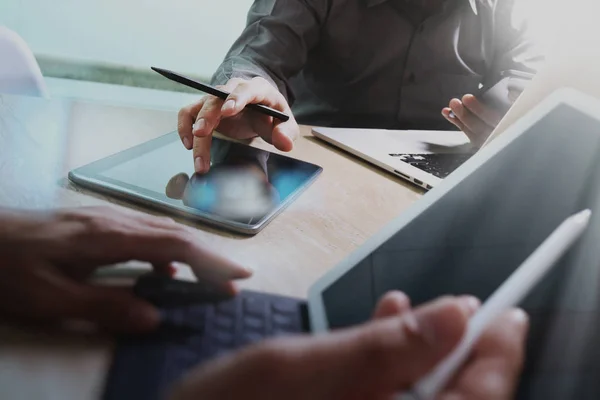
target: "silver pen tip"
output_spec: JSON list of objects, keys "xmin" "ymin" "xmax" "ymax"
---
[{"xmin": 574, "ymin": 209, "xmax": 592, "ymax": 224}]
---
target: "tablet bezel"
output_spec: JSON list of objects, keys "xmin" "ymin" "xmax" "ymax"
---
[
  {"xmin": 68, "ymin": 132, "xmax": 323, "ymax": 235},
  {"xmin": 307, "ymin": 87, "xmax": 600, "ymax": 332}
]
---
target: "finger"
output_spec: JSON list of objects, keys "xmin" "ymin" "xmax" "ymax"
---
[
  {"xmin": 5, "ymin": 261, "xmax": 160, "ymax": 333},
  {"xmin": 70, "ymin": 284, "xmax": 160, "ymax": 333},
  {"xmin": 441, "ymin": 309, "xmax": 529, "ymax": 400},
  {"xmin": 192, "ymin": 96, "xmax": 224, "ymax": 173},
  {"xmin": 192, "ymin": 78, "xmax": 242, "ymax": 139},
  {"xmin": 220, "ymin": 77, "xmax": 274, "ymax": 118},
  {"xmin": 449, "ymin": 98, "xmax": 491, "ymax": 133},
  {"xmin": 442, "ymin": 107, "xmax": 463, "ymax": 129},
  {"xmin": 117, "ymin": 228, "xmax": 252, "ymax": 284},
  {"xmin": 136, "ymin": 213, "xmax": 178, "ymax": 230},
  {"xmin": 178, "ymin": 100, "xmax": 206, "ymax": 150},
  {"xmin": 246, "ymin": 112, "xmax": 297, "ymax": 152},
  {"xmin": 223, "ymin": 77, "xmax": 296, "ymax": 151},
  {"xmin": 442, "ymin": 108, "xmax": 478, "ymax": 140},
  {"xmin": 462, "ymin": 94, "xmax": 503, "ymax": 127},
  {"xmin": 61, "ymin": 208, "xmax": 254, "ymax": 284},
  {"xmin": 192, "ymin": 134, "xmax": 212, "ymax": 173},
  {"xmin": 448, "ymin": 99, "xmax": 491, "ymax": 147},
  {"xmin": 152, "ymin": 262, "xmax": 177, "ymax": 277},
  {"xmin": 372, "ymin": 291, "xmax": 411, "ymax": 319},
  {"xmin": 256, "ymin": 88, "xmax": 297, "ymax": 152},
  {"xmin": 271, "ymin": 118, "xmax": 298, "ymax": 152},
  {"xmin": 190, "ymin": 80, "xmax": 244, "ymax": 173}
]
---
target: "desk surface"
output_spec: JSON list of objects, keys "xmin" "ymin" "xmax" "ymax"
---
[{"xmin": 0, "ymin": 93, "xmax": 421, "ymax": 399}]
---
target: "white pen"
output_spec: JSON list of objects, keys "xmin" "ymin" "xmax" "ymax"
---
[{"xmin": 397, "ymin": 209, "xmax": 592, "ymax": 400}]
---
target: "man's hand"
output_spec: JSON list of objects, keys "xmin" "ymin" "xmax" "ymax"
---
[
  {"xmin": 0, "ymin": 206, "xmax": 252, "ymax": 333},
  {"xmin": 442, "ymin": 94, "xmax": 504, "ymax": 147},
  {"xmin": 170, "ymin": 292, "xmax": 528, "ymax": 400},
  {"xmin": 178, "ymin": 77, "xmax": 299, "ymax": 174}
]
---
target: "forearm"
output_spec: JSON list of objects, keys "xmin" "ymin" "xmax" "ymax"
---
[{"xmin": 209, "ymin": 0, "xmax": 329, "ymax": 104}]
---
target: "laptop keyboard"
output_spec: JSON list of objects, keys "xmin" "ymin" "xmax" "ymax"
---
[
  {"xmin": 389, "ymin": 153, "xmax": 475, "ymax": 179},
  {"xmin": 102, "ymin": 290, "xmax": 307, "ymax": 400}
]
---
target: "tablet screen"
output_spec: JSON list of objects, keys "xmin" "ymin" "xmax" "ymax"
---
[
  {"xmin": 319, "ymin": 103, "xmax": 600, "ymax": 399},
  {"xmin": 73, "ymin": 133, "xmax": 321, "ymax": 231}
]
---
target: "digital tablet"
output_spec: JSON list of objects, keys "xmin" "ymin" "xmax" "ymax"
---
[
  {"xmin": 68, "ymin": 132, "xmax": 322, "ymax": 234},
  {"xmin": 308, "ymin": 89, "xmax": 600, "ymax": 399}
]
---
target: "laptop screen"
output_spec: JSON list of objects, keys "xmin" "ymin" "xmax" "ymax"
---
[{"xmin": 319, "ymin": 103, "xmax": 600, "ymax": 399}]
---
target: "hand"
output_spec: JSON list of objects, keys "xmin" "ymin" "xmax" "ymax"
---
[
  {"xmin": 442, "ymin": 94, "xmax": 504, "ymax": 147},
  {"xmin": 169, "ymin": 292, "xmax": 528, "ymax": 400},
  {"xmin": 178, "ymin": 77, "xmax": 299, "ymax": 174},
  {"xmin": 0, "ymin": 206, "xmax": 252, "ymax": 333}
]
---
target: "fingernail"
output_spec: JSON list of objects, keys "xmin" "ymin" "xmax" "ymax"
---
[
  {"xmin": 182, "ymin": 137, "xmax": 191, "ymax": 149},
  {"xmin": 448, "ymin": 111, "xmax": 456, "ymax": 119},
  {"xmin": 459, "ymin": 296, "xmax": 481, "ymax": 314},
  {"xmin": 510, "ymin": 308, "xmax": 529, "ymax": 325},
  {"xmin": 193, "ymin": 119, "xmax": 205, "ymax": 133},
  {"xmin": 403, "ymin": 312, "xmax": 420, "ymax": 335},
  {"xmin": 194, "ymin": 157, "xmax": 202, "ymax": 172},
  {"xmin": 450, "ymin": 98, "xmax": 462, "ymax": 107},
  {"xmin": 222, "ymin": 99, "xmax": 235, "ymax": 112}
]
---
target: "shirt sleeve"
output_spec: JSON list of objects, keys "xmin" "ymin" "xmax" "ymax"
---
[
  {"xmin": 210, "ymin": 0, "xmax": 329, "ymax": 104},
  {"xmin": 487, "ymin": 0, "xmax": 545, "ymax": 83}
]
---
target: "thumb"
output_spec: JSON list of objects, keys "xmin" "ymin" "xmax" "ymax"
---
[
  {"xmin": 271, "ymin": 120, "xmax": 298, "ymax": 152},
  {"xmin": 69, "ymin": 285, "xmax": 160, "ymax": 333},
  {"xmin": 283, "ymin": 296, "xmax": 479, "ymax": 399}
]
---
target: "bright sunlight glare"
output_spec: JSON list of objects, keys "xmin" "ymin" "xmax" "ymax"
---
[{"xmin": 516, "ymin": 0, "xmax": 600, "ymax": 58}]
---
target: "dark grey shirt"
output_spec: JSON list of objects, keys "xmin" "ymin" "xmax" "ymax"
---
[{"xmin": 211, "ymin": 0, "xmax": 543, "ymax": 130}]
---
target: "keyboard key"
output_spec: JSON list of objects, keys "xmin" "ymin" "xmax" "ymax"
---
[
  {"xmin": 272, "ymin": 328, "xmax": 296, "ymax": 336},
  {"xmin": 187, "ymin": 332, "xmax": 205, "ymax": 349},
  {"xmin": 183, "ymin": 306, "xmax": 206, "ymax": 331},
  {"xmin": 389, "ymin": 153, "xmax": 473, "ymax": 179},
  {"xmin": 243, "ymin": 315, "xmax": 264, "ymax": 331},
  {"xmin": 103, "ymin": 291, "xmax": 305, "ymax": 400},
  {"xmin": 160, "ymin": 308, "xmax": 188, "ymax": 329},
  {"xmin": 240, "ymin": 332, "xmax": 264, "ymax": 345},
  {"xmin": 272, "ymin": 299, "xmax": 298, "ymax": 315},
  {"xmin": 172, "ymin": 348, "xmax": 200, "ymax": 369},
  {"xmin": 272, "ymin": 313, "xmax": 294, "ymax": 328},
  {"xmin": 184, "ymin": 304, "xmax": 207, "ymax": 318},
  {"xmin": 184, "ymin": 317, "xmax": 205, "ymax": 331},
  {"xmin": 212, "ymin": 331, "xmax": 235, "ymax": 347},
  {"xmin": 215, "ymin": 300, "xmax": 238, "ymax": 316},
  {"xmin": 215, "ymin": 315, "xmax": 235, "ymax": 329},
  {"xmin": 243, "ymin": 296, "xmax": 267, "ymax": 316}
]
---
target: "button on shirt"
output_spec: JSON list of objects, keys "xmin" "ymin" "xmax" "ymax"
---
[{"xmin": 211, "ymin": 0, "xmax": 544, "ymax": 130}]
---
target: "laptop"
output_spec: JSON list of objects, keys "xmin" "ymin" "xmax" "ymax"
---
[
  {"xmin": 103, "ymin": 88, "xmax": 600, "ymax": 400},
  {"xmin": 312, "ymin": 42, "xmax": 599, "ymax": 190}
]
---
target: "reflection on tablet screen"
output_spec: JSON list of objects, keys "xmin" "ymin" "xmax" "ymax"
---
[{"xmin": 100, "ymin": 137, "xmax": 320, "ymax": 225}]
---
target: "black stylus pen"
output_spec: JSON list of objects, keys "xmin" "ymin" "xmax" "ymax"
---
[{"xmin": 151, "ymin": 66, "xmax": 290, "ymax": 122}]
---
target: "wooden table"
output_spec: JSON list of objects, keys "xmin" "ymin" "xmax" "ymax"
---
[{"xmin": 0, "ymin": 93, "xmax": 421, "ymax": 399}]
